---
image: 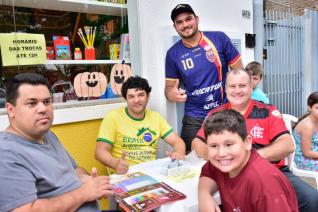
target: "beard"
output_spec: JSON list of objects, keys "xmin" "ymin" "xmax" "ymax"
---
[{"xmin": 178, "ymin": 25, "xmax": 199, "ymax": 40}]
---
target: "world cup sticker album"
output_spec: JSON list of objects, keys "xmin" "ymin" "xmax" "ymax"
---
[{"xmin": 111, "ymin": 172, "xmax": 186, "ymax": 212}]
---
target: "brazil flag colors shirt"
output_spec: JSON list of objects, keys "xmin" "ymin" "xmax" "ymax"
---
[{"xmin": 97, "ymin": 107, "xmax": 173, "ymax": 165}]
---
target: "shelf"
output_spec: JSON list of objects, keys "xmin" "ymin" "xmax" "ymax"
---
[
  {"xmin": 33, "ymin": 12, "xmax": 71, "ymax": 18},
  {"xmin": 0, "ymin": 11, "xmax": 32, "ymax": 16},
  {"xmin": 46, "ymin": 59, "xmax": 130, "ymax": 65},
  {"xmin": 1, "ymin": 0, "xmax": 127, "ymax": 16},
  {"xmin": 0, "ymin": 23, "xmax": 71, "ymax": 30},
  {"xmin": 0, "ymin": 11, "xmax": 70, "ymax": 18}
]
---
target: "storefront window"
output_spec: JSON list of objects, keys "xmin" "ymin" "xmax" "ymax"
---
[{"xmin": 0, "ymin": 0, "xmax": 129, "ymax": 108}]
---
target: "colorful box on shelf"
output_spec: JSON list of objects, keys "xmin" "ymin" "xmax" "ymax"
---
[
  {"xmin": 46, "ymin": 46, "xmax": 55, "ymax": 60},
  {"xmin": 53, "ymin": 36, "xmax": 71, "ymax": 60},
  {"xmin": 109, "ymin": 44, "xmax": 120, "ymax": 60},
  {"xmin": 119, "ymin": 34, "xmax": 130, "ymax": 60}
]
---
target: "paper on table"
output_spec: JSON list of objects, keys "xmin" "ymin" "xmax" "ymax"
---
[
  {"xmin": 160, "ymin": 151, "xmax": 206, "ymax": 183},
  {"xmin": 165, "ymin": 169, "xmax": 200, "ymax": 183}
]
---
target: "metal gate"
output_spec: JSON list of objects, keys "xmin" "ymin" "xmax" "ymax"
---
[{"xmin": 263, "ymin": 10, "xmax": 304, "ymax": 117}]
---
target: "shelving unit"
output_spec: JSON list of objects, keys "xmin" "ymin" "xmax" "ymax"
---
[
  {"xmin": 2, "ymin": 0, "xmax": 127, "ymax": 16},
  {"xmin": 46, "ymin": 59, "xmax": 130, "ymax": 65},
  {"xmin": 0, "ymin": 0, "xmax": 129, "ymax": 64},
  {"xmin": 0, "ymin": 9, "xmax": 72, "ymax": 30},
  {"xmin": 0, "ymin": 0, "xmax": 131, "ymax": 90}
]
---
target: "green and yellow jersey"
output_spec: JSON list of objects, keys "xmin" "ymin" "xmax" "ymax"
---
[{"xmin": 97, "ymin": 107, "xmax": 173, "ymax": 165}]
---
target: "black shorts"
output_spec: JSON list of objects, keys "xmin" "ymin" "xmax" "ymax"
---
[{"xmin": 181, "ymin": 115, "xmax": 205, "ymax": 152}]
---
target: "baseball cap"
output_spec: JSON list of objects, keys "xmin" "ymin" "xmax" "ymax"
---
[{"xmin": 171, "ymin": 4, "xmax": 196, "ymax": 21}]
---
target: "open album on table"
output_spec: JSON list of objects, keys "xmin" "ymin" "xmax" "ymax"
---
[{"xmin": 110, "ymin": 172, "xmax": 186, "ymax": 212}]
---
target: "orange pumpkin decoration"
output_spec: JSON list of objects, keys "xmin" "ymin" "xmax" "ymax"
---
[
  {"xmin": 74, "ymin": 72, "xmax": 107, "ymax": 97},
  {"xmin": 110, "ymin": 63, "xmax": 132, "ymax": 95}
]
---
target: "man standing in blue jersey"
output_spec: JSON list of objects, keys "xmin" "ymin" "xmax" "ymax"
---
[{"xmin": 165, "ymin": 4, "xmax": 244, "ymax": 152}]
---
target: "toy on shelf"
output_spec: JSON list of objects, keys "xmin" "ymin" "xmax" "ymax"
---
[
  {"xmin": 51, "ymin": 80, "xmax": 77, "ymax": 102},
  {"xmin": 110, "ymin": 62, "xmax": 132, "ymax": 95},
  {"xmin": 74, "ymin": 47, "xmax": 82, "ymax": 60},
  {"xmin": 74, "ymin": 72, "xmax": 107, "ymax": 98}
]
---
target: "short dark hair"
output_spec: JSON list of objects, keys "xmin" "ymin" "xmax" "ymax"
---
[
  {"xmin": 245, "ymin": 61, "xmax": 263, "ymax": 79},
  {"xmin": 5, "ymin": 73, "xmax": 51, "ymax": 105},
  {"xmin": 121, "ymin": 76, "xmax": 152, "ymax": 99},
  {"xmin": 226, "ymin": 69, "xmax": 252, "ymax": 85},
  {"xmin": 204, "ymin": 109, "xmax": 247, "ymax": 141}
]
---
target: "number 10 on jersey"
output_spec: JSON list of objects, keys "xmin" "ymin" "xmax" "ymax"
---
[{"xmin": 181, "ymin": 58, "xmax": 194, "ymax": 70}]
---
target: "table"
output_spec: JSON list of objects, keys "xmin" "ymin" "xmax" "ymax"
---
[{"xmin": 122, "ymin": 154, "xmax": 221, "ymax": 212}]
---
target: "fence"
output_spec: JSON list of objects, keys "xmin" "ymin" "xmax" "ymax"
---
[{"xmin": 263, "ymin": 10, "xmax": 304, "ymax": 116}]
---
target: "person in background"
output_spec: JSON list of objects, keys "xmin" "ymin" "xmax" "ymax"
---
[
  {"xmin": 165, "ymin": 4, "xmax": 244, "ymax": 152},
  {"xmin": 245, "ymin": 61, "xmax": 269, "ymax": 104},
  {"xmin": 293, "ymin": 91, "xmax": 318, "ymax": 171},
  {"xmin": 192, "ymin": 69, "xmax": 318, "ymax": 212},
  {"xmin": 95, "ymin": 76, "xmax": 185, "ymax": 175},
  {"xmin": 0, "ymin": 73, "xmax": 113, "ymax": 212},
  {"xmin": 199, "ymin": 109, "xmax": 298, "ymax": 212}
]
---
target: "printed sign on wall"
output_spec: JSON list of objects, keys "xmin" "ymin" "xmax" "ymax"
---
[{"xmin": 0, "ymin": 33, "xmax": 46, "ymax": 66}]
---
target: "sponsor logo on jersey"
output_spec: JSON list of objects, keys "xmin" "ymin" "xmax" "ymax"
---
[
  {"xmin": 137, "ymin": 127, "xmax": 156, "ymax": 142},
  {"xmin": 203, "ymin": 101, "xmax": 219, "ymax": 110},
  {"xmin": 181, "ymin": 52, "xmax": 190, "ymax": 59},
  {"xmin": 143, "ymin": 132, "xmax": 152, "ymax": 142},
  {"xmin": 206, "ymin": 94, "xmax": 214, "ymax": 102},
  {"xmin": 250, "ymin": 125, "xmax": 264, "ymax": 139},
  {"xmin": 271, "ymin": 109, "xmax": 282, "ymax": 118},
  {"xmin": 191, "ymin": 82, "xmax": 222, "ymax": 96},
  {"xmin": 192, "ymin": 47, "xmax": 201, "ymax": 52},
  {"xmin": 204, "ymin": 44, "xmax": 215, "ymax": 62}
]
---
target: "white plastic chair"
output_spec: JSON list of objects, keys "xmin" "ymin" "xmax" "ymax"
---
[
  {"xmin": 282, "ymin": 114, "xmax": 298, "ymax": 132},
  {"xmin": 282, "ymin": 114, "xmax": 318, "ymax": 189},
  {"xmin": 282, "ymin": 114, "xmax": 298, "ymax": 168}
]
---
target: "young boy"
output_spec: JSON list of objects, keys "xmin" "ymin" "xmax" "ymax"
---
[
  {"xmin": 198, "ymin": 110, "xmax": 298, "ymax": 212},
  {"xmin": 245, "ymin": 61, "xmax": 269, "ymax": 104}
]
